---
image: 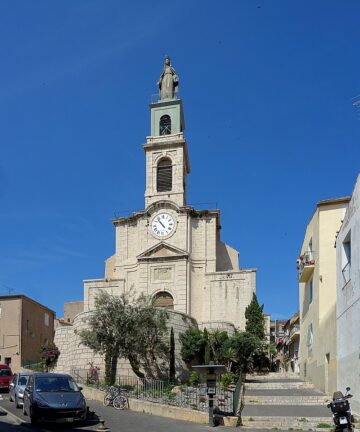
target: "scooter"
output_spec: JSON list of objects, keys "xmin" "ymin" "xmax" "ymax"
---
[{"xmin": 327, "ymin": 387, "xmax": 354, "ymax": 431}]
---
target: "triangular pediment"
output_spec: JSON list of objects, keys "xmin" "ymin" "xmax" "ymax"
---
[{"xmin": 137, "ymin": 242, "xmax": 188, "ymax": 261}]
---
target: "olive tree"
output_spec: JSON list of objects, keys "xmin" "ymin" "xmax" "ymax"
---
[{"xmin": 79, "ymin": 291, "xmax": 169, "ymax": 384}]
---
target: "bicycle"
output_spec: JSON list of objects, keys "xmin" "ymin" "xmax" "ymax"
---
[
  {"xmin": 103, "ymin": 386, "xmax": 121, "ymax": 406},
  {"xmin": 113, "ymin": 388, "xmax": 129, "ymax": 410}
]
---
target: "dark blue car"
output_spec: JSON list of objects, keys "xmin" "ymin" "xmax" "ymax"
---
[{"xmin": 22, "ymin": 373, "xmax": 87, "ymax": 425}]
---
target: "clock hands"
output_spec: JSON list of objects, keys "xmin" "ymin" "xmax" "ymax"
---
[
  {"xmin": 157, "ymin": 218, "xmax": 166, "ymax": 229},
  {"xmin": 152, "ymin": 213, "xmax": 174, "ymax": 237}
]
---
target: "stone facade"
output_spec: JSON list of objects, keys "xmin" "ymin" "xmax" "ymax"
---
[
  {"xmin": 336, "ymin": 174, "xmax": 360, "ymax": 415},
  {"xmin": 54, "ymin": 309, "xmax": 197, "ymax": 381},
  {"xmin": 63, "ymin": 301, "xmax": 84, "ymax": 324},
  {"xmin": 54, "ymin": 73, "xmax": 256, "ymax": 378}
]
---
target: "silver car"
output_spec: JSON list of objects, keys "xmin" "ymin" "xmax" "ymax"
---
[{"xmin": 9, "ymin": 373, "xmax": 31, "ymax": 408}]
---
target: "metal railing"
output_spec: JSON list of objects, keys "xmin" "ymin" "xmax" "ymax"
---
[
  {"xmin": 150, "ymin": 93, "xmax": 181, "ymax": 104},
  {"xmin": 342, "ymin": 261, "xmax": 351, "ymax": 285},
  {"xmin": 298, "ymin": 251, "xmax": 315, "ymax": 270},
  {"xmin": 71, "ymin": 370, "xmax": 236, "ymax": 414},
  {"xmin": 289, "ymin": 324, "xmax": 300, "ymax": 338},
  {"xmin": 117, "ymin": 376, "xmax": 234, "ymax": 414}
]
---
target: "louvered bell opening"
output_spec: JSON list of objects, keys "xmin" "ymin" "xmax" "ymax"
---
[
  {"xmin": 157, "ymin": 158, "xmax": 172, "ymax": 192},
  {"xmin": 159, "ymin": 115, "xmax": 171, "ymax": 135}
]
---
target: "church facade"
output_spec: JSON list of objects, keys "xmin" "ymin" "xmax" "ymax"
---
[{"xmin": 54, "ymin": 58, "xmax": 256, "ymax": 376}]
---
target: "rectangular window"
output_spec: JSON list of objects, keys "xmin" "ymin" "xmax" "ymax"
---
[
  {"xmin": 0, "ymin": 304, "xmax": 2, "ymax": 319},
  {"xmin": 308, "ymin": 279, "xmax": 313, "ymax": 304},
  {"xmin": 44, "ymin": 313, "xmax": 49, "ymax": 327},
  {"xmin": 308, "ymin": 237, "xmax": 313, "ymax": 260},
  {"xmin": 342, "ymin": 230, "xmax": 351, "ymax": 286}
]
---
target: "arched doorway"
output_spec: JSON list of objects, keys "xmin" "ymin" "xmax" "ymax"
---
[{"xmin": 152, "ymin": 291, "xmax": 174, "ymax": 310}]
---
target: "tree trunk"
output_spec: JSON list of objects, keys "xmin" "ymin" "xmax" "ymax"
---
[
  {"xmin": 104, "ymin": 351, "xmax": 112, "ymax": 385},
  {"xmin": 169, "ymin": 327, "xmax": 175, "ymax": 383},
  {"xmin": 128, "ymin": 354, "xmax": 145, "ymax": 379},
  {"xmin": 110, "ymin": 355, "xmax": 118, "ymax": 386}
]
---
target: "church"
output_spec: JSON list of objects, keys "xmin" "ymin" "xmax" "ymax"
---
[{"xmin": 54, "ymin": 57, "xmax": 256, "ymax": 376}]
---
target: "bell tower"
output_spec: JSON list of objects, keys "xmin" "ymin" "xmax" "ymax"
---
[{"xmin": 144, "ymin": 56, "xmax": 190, "ymax": 208}]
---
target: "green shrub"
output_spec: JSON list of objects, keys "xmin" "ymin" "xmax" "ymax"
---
[
  {"xmin": 220, "ymin": 371, "xmax": 234, "ymax": 388},
  {"xmin": 188, "ymin": 371, "xmax": 200, "ymax": 386}
]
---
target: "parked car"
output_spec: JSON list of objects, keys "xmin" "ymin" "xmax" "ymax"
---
[
  {"xmin": 0, "ymin": 364, "xmax": 13, "ymax": 391},
  {"xmin": 23, "ymin": 373, "xmax": 87, "ymax": 425},
  {"xmin": 9, "ymin": 372, "xmax": 31, "ymax": 407}
]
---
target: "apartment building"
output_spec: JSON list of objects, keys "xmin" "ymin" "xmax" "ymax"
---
[
  {"xmin": 283, "ymin": 312, "xmax": 300, "ymax": 373},
  {"xmin": 298, "ymin": 197, "xmax": 350, "ymax": 395},
  {"xmin": 336, "ymin": 175, "xmax": 360, "ymax": 414},
  {"xmin": 0, "ymin": 295, "xmax": 55, "ymax": 372},
  {"xmin": 270, "ymin": 319, "xmax": 286, "ymax": 345}
]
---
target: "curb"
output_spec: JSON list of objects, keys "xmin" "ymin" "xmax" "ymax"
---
[{"xmin": 0, "ymin": 406, "xmax": 26, "ymax": 425}]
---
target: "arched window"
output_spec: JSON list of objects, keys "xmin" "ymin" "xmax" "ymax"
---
[
  {"xmin": 159, "ymin": 115, "xmax": 171, "ymax": 135},
  {"xmin": 152, "ymin": 292, "xmax": 174, "ymax": 310},
  {"xmin": 157, "ymin": 158, "xmax": 172, "ymax": 192}
]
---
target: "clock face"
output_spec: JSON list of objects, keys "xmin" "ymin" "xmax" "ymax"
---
[{"xmin": 151, "ymin": 213, "xmax": 175, "ymax": 237}]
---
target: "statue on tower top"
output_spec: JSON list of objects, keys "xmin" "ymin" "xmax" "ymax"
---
[{"xmin": 157, "ymin": 55, "xmax": 179, "ymax": 100}]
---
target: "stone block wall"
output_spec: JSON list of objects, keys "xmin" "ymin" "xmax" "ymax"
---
[
  {"xmin": 197, "ymin": 321, "xmax": 236, "ymax": 335},
  {"xmin": 54, "ymin": 308, "xmax": 197, "ymax": 382},
  {"xmin": 204, "ymin": 269, "xmax": 256, "ymax": 330}
]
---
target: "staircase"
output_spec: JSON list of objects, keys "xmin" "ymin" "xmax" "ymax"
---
[{"xmin": 241, "ymin": 373, "xmax": 333, "ymax": 430}]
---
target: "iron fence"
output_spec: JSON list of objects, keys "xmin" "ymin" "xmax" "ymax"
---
[
  {"xmin": 70, "ymin": 370, "xmax": 237, "ymax": 414},
  {"xmin": 117, "ymin": 376, "xmax": 234, "ymax": 414}
]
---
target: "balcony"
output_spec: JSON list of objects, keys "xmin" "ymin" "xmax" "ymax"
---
[
  {"xmin": 289, "ymin": 324, "xmax": 300, "ymax": 341},
  {"xmin": 297, "ymin": 251, "xmax": 315, "ymax": 282}
]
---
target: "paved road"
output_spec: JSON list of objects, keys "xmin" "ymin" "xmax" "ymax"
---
[{"xmin": 0, "ymin": 391, "xmax": 297, "ymax": 432}]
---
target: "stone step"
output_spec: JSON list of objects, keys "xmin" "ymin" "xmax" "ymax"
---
[
  {"xmin": 244, "ymin": 395, "xmax": 328, "ymax": 405},
  {"xmin": 241, "ymin": 415, "xmax": 332, "ymax": 430},
  {"xmin": 250, "ymin": 373, "xmax": 301, "ymax": 380},
  {"xmin": 242, "ymin": 403, "xmax": 330, "ymax": 418},
  {"xmin": 246, "ymin": 381, "xmax": 315, "ymax": 390}
]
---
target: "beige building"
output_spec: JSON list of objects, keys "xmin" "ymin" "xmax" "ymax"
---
[
  {"xmin": 0, "ymin": 295, "xmax": 55, "ymax": 372},
  {"xmin": 264, "ymin": 314, "xmax": 271, "ymax": 344},
  {"xmin": 298, "ymin": 197, "xmax": 350, "ymax": 395},
  {"xmin": 54, "ymin": 59, "xmax": 256, "ymax": 378},
  {"xmin": 63, "ymin": 301, "xmax": 83, "ymax": 324},
  {"xmin": 283, "ymin": 312, "xmax": 300, "ymax": 373}
]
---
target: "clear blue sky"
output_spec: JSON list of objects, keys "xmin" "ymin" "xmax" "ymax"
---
[{"xmin": 1, "ymin": 1, "xmax": 359, "ymax": 319}]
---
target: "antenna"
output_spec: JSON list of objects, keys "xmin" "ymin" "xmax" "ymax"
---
[{"xmin": 2, "ymin": 285, "xmax": 15, "ymax": 295}]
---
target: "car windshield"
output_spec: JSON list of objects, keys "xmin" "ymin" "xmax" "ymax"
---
[
  {"xmin": 18, "ymin": 376, "xmax": 29, "ymax": 386},
  {"xmin": 0, "ymin": 369, "xmax": 12, "ymax": 376},
  {"xmin": 35, "ymin": 376, "xmax": 79, "ymax": 392}
]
